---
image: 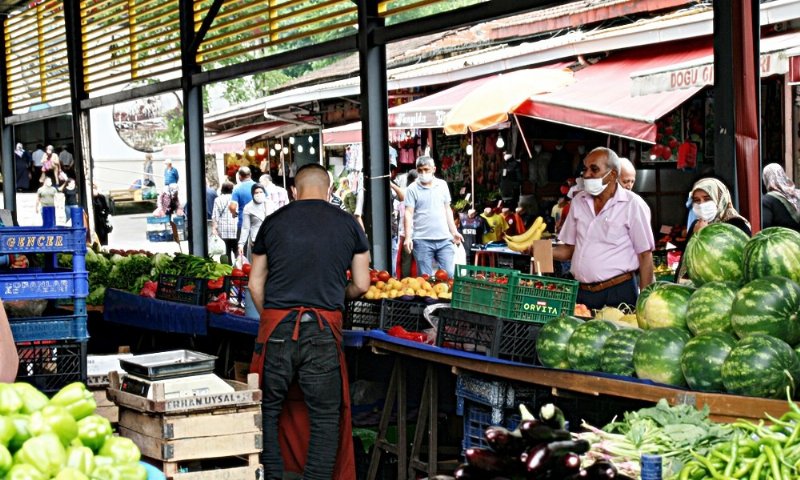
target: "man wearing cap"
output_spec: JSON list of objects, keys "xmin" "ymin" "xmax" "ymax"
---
[
  {"xmin": 163, "ymin": 159, "xmax": 179, "ymax": 186},
  {"xmin": 554, "ymin": 147, "xmax": 654, "ymax": 310}
]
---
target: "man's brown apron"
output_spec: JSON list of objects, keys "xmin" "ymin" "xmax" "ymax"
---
[{"xmin": 250, "ymin": 307, "xmax": 356, "ymax": 479}]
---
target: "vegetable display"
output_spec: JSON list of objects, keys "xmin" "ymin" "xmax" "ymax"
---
[
  {"xmin": 683, "ymin": 222, "xmax": 749, "ymax": 286},
  {"xmin": 742, "ymin": 226, "xmax": 800, "ymax": 283},
  {"xmin": 0, "ymin": 381, "xmax": 146, "ymax": 480},
  {"xmin": 729, "ymin": 276, "xmax": 800, "ymax": 345}
]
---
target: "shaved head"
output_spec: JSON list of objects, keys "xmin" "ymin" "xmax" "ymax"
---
[
  {"xmin": 294, "ymin": 164, "xmax": 332, "ymax": 200},
  {"xmin": 619, "ymin": 157, "xmax": 636, "ymax": 190}
]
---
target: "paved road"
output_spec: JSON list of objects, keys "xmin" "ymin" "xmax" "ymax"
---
[{"xmin": 14, "ymin": 193, "xmax": 186, "ymax": 254}]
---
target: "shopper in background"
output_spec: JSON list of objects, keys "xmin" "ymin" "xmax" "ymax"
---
[
  {"xmin": 143, "ymin": 153, "xmax": 154, "ymax": 185},
  {"xmin": 249, "ymin": 163, "xmax": 370, "ymax": 480},
  {"xmin": 14, "ymin": 143, "xmax": 31, "ymax": 192},
  {"xmin": 59, "ymin": 145, "xmax": 74, "ymax": 179},
  {"xmin": 92, "ymin": 184, "xmax": 112, "ymax": 245},
  {"xmin": 36, "ymin": 176, "xmax": 58, "ymax": 218},
  {"xmin": 761, "ymin": 163, "xmax": 800, "ymax": 231},
  {"xmin": 163, "ymin": 158, "xmax": 179, "ymax": 186},
  {"xmin": 230, "ymin": 166, "xmax": 256, "ymax": 231},
  {"xmin": 0, "ymin": 301, "xmax": 18, "ymax": 382},
  {"xmin": 403, "ymin": 155, "xmax": 463, "ymax": 278},
  {"xmin": 619, "ymin": 157, "xmax": 636, "ymax": 191},
  {"xmin": 211, "ymin": 181, "xmax": 238, "ymax": 263},
  {"xmin": 41, "ymin": 145, "xmax": 62, "ymax": 186},
  {"xmin": 238, "ymin": 183, "xmax": 269, "ymax": 259},
  {"xmin": 259, "ymin": 173, "xmax": 290, "ymax": 215},
  {"xmin": 205, "ymin": 179, "xmax": 218, "ymax": 221},
  {"xmin": 554, "ymin": 147, "xmax": 655, "ymax": 310},
  {"xmin": 395, "ymin": 170, "xmax": 418, "ymax": 278},
  {"xmin": 31, "ymin": 144, "xmax": 45, "ymax": 190},
  {"xmin": 59, "ymin": 177, "xmax": 79, "ymax": 222}
]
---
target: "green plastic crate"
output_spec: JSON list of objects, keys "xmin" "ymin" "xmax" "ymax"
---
[
  {"xmin": 509, "ymin": 274, "xmax": 578, "ymax": 323},
  {"xmin": 451, "ymin": 265, "xmax": 519, "ymax": 318}
]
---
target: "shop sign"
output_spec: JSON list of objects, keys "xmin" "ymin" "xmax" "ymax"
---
[
  {"xmin": 4, "ymin": 234, "xmax": 65, "ymax": 250},
  {"xmin": 388, "ymin": 110, "xmax": 447, "ymax": 129},
  {"xmin": 631, "ymin": 52, "xmax": 788, "ymax": 96}
]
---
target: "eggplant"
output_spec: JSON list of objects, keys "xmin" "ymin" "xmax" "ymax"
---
[
  {"xmin": 548, "ymin": 452, "xmax": 581, "ymax": 478},
  {"xmin": 583, "ymin": 460, "xmax": 619, "ymax": 479},
  {"xmin": 464, "ymin": 447, "xmax": 513, "ymax": 474},
  {"xmin": 538, "ymin": 403, "xmax": 567, "ymax": 430},
  {"xmin": 524, "ymin": 443, "xmax": 551, "ymax": 475},
  {"xmin": 546, "ymin": 439, "xmax": 591, "ymax": 456},
  {"xmin": 518, "ymin": 420, "xmax": 571, "ymax": 446},
  {"xmin": 484, "ymin": 425, "xmax": 527, "ymax": 457},
  {"xmin": 453, "ymin": 463, "xmax": 494, "ymax": 479},
  {"xmin": 525, "ymin": 440, "xmax": 591, "ymax": 478}
]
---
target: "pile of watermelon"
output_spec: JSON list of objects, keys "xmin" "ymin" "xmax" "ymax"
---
[{"xmin": 536, "ymin": 226, "xmax": 800, "ymax": 400}]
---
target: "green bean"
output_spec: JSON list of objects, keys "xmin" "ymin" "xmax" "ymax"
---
[
  {"xmin": 680, "ymin": 461, "xmax": 703, "ymax": 480},
  {"xmin": 725, "ymin": 436, "xmax": 740, "ymax": 477},
  {"xmin": 733, "ymin": 458, "xmax": 754, "ymax": 478},
  {"xmin": 750, "ymin": 455, "xmax": 767, "ymax": 480},
  {"xmin": 692, "ymin": 452, "xmax": 728, "ymax": 479},
  {"xmin": 764, "ymin": 445, "xmax": 783, "ymax": 480}
]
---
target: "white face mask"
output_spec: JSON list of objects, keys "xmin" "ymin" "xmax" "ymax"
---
[
  {"xmin": 253, "ymin": 193, "xmax": 266, "ymax": 204},
  {"xmin": 583, "ymin": 170, "xmax": 612, "ymax": 197},
  {"xmin": 692, "ymin": 201, "xmax": 717, "ymax": 222},
  {"xmin": 419, "ymin": 172, "xmax": 434, "ymax": 184}
]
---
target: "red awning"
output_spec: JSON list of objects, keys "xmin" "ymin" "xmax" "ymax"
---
[
  {"xmin": 514, "ymin": 39, "xmax": 713, "ymax": 143},
  {"xmin": 790, "ymin": 54, "xmax": 800, "ymax": 84},
  {"xmin": 161, "ymin": 122, "xmax": 284, "ymax": 156}
]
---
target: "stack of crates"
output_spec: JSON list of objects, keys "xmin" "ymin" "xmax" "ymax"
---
[
  {"xmin": 456, "ymin": 372, "xmax": 544, "ymax": 453},
  {"xmin": 146, "ymin": 215, "xmax": 185, "ymax": 242},
  {"xmin": 3, "ymin": 206, "xmax": 90, "ymax": 393}
]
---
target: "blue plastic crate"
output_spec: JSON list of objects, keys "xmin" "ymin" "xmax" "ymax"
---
[
  {"xmin": 10, "ymin": 315, "xmax": 88, "ymax": 342},
  {"xmin": 147, "ymin": 215, "xmax": 186, "ymax": 226},
  {"xmin": 461, "ymin": 401, "xmax": 521, "ymax": 452},
  {"xmin": 0, "ymin": 268, "xmax": 89, "ymax": 299},
  {"xmin": 147, "ymin": 230, "xmax": 174, "ymax": 242},
  {"xmin": 0, "ymin": 225, "xmax": 87, "ymax": 254}
]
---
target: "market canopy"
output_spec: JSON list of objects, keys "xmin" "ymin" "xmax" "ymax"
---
[
  {"xmin": 162, "ymin": 122, "xmax": 287, "ymax": 157},
  {"xmin": 442, "ymin": 67, "xmax": 575, "ymax": 135},
  {"xmin": 513, "ymin": 39, "xmax": 713, "ymax": 143}
]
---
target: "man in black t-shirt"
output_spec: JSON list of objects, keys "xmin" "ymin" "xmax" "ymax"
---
[{"xmin": 249, "ymin": 163, "xmax": 370, "ymax": 480}]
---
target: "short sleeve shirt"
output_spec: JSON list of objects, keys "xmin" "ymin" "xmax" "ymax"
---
[
  {"xmin": 404, "ymin": 178, "xmax": 452, "ymax": 241},
  {"xmin": 559, "ymin": 187, "xmax": 655, "ymax": 283},
  {"xmin": 252, "ymin": 199, "xmax": 369, "ymax": 311},
  {"xmin": 231, "ymin": 180, "xmax": 255, "ymax": 228}
]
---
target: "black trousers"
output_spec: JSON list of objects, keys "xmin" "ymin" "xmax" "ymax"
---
[{"xmin": 576, "ymin": 277, "xmax": 638, "ymax": 310}]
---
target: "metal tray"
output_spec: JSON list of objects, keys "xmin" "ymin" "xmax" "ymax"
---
[{"xmin": 118, "ymin": 350, "xmax": 217, "ymax": 380}]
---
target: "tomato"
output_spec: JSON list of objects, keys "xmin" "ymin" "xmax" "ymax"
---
[
  {"xmin": 242, "ymin": 264, "xmax": 252, "ymax": 275},
  {"xmin": 370, "ymin": 272, "xmax": 379, "ymax": 284},
  {"xmin": 421, "ymin": 273, "xmax": 430, "ymax": 281},
  {"xmin": 180, "ymin": 284, "xmax": 196, "ymax": 293},
  {"xmin": 434, "ymin": 269, "xmax": 449, "ymax": 282},
  {"xmin": 231, "ymin": 268, "xmax": 246, "ymax": 277},
  {"xmin": 377, "ymin": 270, "xmax": 391, "ymax": 282}
]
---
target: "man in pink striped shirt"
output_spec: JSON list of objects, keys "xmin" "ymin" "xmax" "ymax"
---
[{"xmin": 554, "ymin": 147, "xmax": 655, "ymax": 310}]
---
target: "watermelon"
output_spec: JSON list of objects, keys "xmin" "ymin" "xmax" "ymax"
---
[
  {"xmin": 536, "ymin": 316, "xmax": 584, "ymax": 368},
  {"xmin": 743, "ymin": 227, "xmax": 800, "ymax": 283},
  {"xmin": 730, "ymin": 276, "xmax": 800, "ymax": 345},
  {"xmin": 722, "ymin": 334, "xmax": 800, "ymax": 399},
  {"xmin": 632, "ymin": 327, "xmax": 692, "ymax": 386},
  {"xmin": 640, "ymin": 284, "xmax": 694, "ymax": 330},
  {"xmin": 680, "ymin": 332, "xmax": 736, "ymax": 392},
  {"xmin": 600, "ymin": 328, "xmax": 644, "ymax": 377},
  {"xmin": 566, "ymin": 320, "xmax": 617, "ymax": 372},
  {"xmin": 685, "ymin": 281, "xmax": 737, "ymax": 335},
  {"xmin": 635, "ymin": 281, "xmax": 670, "ymax": 328},
  {"xmin": 684, "ymin": 222, "xmax": 749, "ymax": 286}
]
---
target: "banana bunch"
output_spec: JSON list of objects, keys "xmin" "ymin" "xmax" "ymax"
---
[{"xmin": 505, "ymin": 216, "xmax": 547, "ymax": 252}]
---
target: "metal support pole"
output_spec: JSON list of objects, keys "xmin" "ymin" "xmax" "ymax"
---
[
  {"xmin": 0, "ymin": 20, "xmax": 14, "ymax": 213},
  {"xmin": 357, "ymin": 0, "xmax": 390, "ymax": 270},
  {"xmin": 64, "ymin": 0, "xmax": 90, "ymax": 214}
]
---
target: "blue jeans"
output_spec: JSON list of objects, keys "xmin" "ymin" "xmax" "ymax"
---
[
  {"xmin": 413, "ymin": 238, "xmax": 456, "ymax": 278},
  {"xmin": 260, "ymin": 312, "xmax": 342, "ymax": 480},
  {"xmin": 391, "ymin": 235, "xmax": 399, "ymax": 277}
]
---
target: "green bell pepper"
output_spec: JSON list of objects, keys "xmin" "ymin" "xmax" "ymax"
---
[
  {"xmin": 92, "ymin": 455, "xmax": 114, "ymax": 468},
  {"xmin": 55, "ymin": 467, "xmax": 90, "ymax": 480},
  {"xmin": 0, "ymin": 443, "xmax": 12, "ymax": 477},
  {"xmin": 90, "ymin": 464, "xmax": 121, "ymax": 480},
  {"xmin": 98, "ymin": 436, "xmax": 141, "ymax": 464},
  {"xmin": 29, "ymin": 405, "xmax": 79, "ymax": 446},
  {"xmin": 113, "ymin": 462, "xmax": 147, "ymax": 480},
  {"xmin": 77, "ymin": 415, "xmax": 113, "ymax": 453},
  {"xmin": 5, "ymin": 463, "xmax": 47, "ymax": 480},
  {"xmin": 0, "ymin": 414, "xmax": 16, "ymax": 446},
  {"xmin": 12, "ymin": 383, "xmax": 49, "ymax": 414},
  {"xmin": 49, "ymin": 382, "xmax": 96, "ymax": 421},
  {"xmin": 8, "ymin": 414, "xmax": 31, "ymax": 451},
  {"xmin": 13, "ymin": 432, "xmax": 67, "ymax": 477},
  {"xmin": 65, "ymin": 445, "xmax": 95, "ymax": 475},
  {"xmin": 0, "ymin": 383, "xmax": 23, "ymax": 415}
]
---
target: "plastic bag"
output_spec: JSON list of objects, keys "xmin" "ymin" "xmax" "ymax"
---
[
  {"xmin": 235, "ymin": 253, "xmax": 250, "ymax": 270},
  {"xmin": 453, "ymin": 242, "xmax": 467, "ymax": 266},
  {"xmin": 208, "ymin": 234, "xmax": 225, "ymax": 256}
]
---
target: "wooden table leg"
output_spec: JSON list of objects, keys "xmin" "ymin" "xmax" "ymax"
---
[
  {"xmin": 367, "ymin": 358, "xmax": 408, "ymax": 480},
  {"xmin": 408, "ymin": 364, "xmax": 439, "ymax": 479}
]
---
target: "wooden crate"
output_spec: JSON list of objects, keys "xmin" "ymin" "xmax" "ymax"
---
[
  {"xmin": 92, "ymin": 388, "xmax": 119, "ymax": 424},
  {"xmin": 144, "ymin": 454, "xmax": 261, "ymax": 480},
  {"xmin": 107, "ymin": 371, "xmax": 261, "ymax": 414}
]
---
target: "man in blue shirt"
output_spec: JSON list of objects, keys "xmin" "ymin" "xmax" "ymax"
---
[
  {"xmin": 163, "ymin": 159, "xmax": 179, "ymax": 186},
  {"xmin": 231, "ymin": 166, "xmax": 255, "ymax": 230}
]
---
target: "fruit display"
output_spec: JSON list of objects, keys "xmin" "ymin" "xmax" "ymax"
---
[
  {"xmin": 683, "ymin": 222, "xmax": 749, "ymax": 286},
  {"xmin": 592, "ymin": 304, "xmax": 637, "ymax": 327},
  {"xmin": 685, "ymin": 281, "xmax": 737, "ymax": 335},
  {"xmin": 742, "ymin": 226, "xmax": 800, "ymax": 283},
  {"xmin": 536, "ymin": 316, "xmax": 584, "ymax": 369},
  {"xmin": 454, "ymin": 403, "xmax": 632, "ymax": 479},
  {"xmin": 362, "ymin": 268, "xmax": 452, "ymax": 300},
  {"xmin": 679, "ymin": 332, "xmax": 736, "ymax": 392},
  {"xmin": 0, "ymin": 381, "xmax": 147, "ymax": 479},
  {"xmin": 638, "ymin": 283, "xmax": 694, "ymax": 330},
  {"xmin": 567, "ymin": 320, "xmax": 617, "ymax": 372},
  {"xmin": 632, "ymin": 327, "xmax": 692, "ymax": 387},
  {"xmin": 730, "ymin": 276, "xmax": 800, "ymax": 345},
  {"xmin": 721, "ymin": 334, "xmax": 800, "ymax": 399},
  {"xmin": 504, "ymin": 217, "xmax": 547, "ymax": 253},
  {"xmin": 599, "ymin": 329, "xmax": 643, "ymax": 377}
]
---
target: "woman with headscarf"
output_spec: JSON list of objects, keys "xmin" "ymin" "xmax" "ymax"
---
[
  {"xmin": 14, "ymin": 143, "xmax": 31, "ymax": 191},
  {"xmin": 676, "ymin": 177, "xmax": 751, "ymax": 281},
  {"xmin": 238, "ymin": 183, "xmax": 269, "ymax": 260},
  {"xmin": 762, "ymin": 163, "xmax": 800, "ymax": 230}
]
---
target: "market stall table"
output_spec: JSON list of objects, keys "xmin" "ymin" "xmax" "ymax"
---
[{"xmin": 104, "ymin": 289, "xmax": 208, "ymax": 335}]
